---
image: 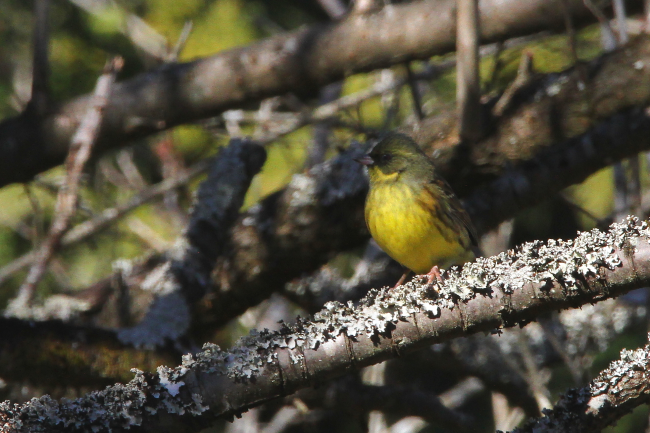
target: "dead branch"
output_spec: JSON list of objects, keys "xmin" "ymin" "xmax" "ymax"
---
[
  {"xmin": 0, "ymin": 0, "xmax": 635, "ymax": 187},
  {"xmin": 456, "ymin": 0, "xmax": 483, "ymax": 141},
  {"xmin": 2, "ymin": 218, "xmax": 650, "ymax": 432},
  {"xmin": 5, "ymin": 58, "xmax": 122, "ymax": 318},
  {"xmin": 0, "ymin": 159, "xmax": 211, "ymax": 288},
  {"xmin": 29, "ymin": 0, "xmax": 50, "ymax": 117},
  {"xmin": 116, "ymin": 138, "xmax": 266, "ymax": 348}
]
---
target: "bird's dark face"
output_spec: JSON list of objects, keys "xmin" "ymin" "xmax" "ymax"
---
[{"xmin": 356, "ymin": 133, "xmax": 426, "ymax": 182}]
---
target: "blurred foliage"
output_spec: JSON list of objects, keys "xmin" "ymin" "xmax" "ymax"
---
[{"xmin": 0, "ymin": 1, "xmax": 643, "ymax": 431}]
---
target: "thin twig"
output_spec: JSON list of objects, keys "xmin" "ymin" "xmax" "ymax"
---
[
  {"xmin": 5, "ymin": 57, "xmax": 123, "ymax": 317},
  {"xmin": 0, "ymin": 159, "xmax": 210, "ymax": 287},
  {"xmin": 167, "ymin": 21, "xmax": 193, "ymax": 62},
  {"xmin": 405, "ymin": 63, "xmax": 425, "ymax": 121},
  {"xmin": 613, "ymin": 0, "xmax": 629, "ymax": 44},
  {"xmin": 492, "ymin": 51, "xmax": 534, "ymax": 117},
  {"xmin": 583, "ymin": 0, "xmax": 618, "ymax": 51},
  {"xmin": 486, "ymin": 41, "xmax": 505, "ymax": 93},
  {"xmin": 438, "ymin": 377, "xmax": 485, "ymax": 410},
  {"xmin": 614, "ymin": 161, "xmax": 628, "ymax": 221},
  {"xmin": 456, "ymin": 0, "xmax": 483, "ymax": 141},
  {"xmin": 628, "ymin": 155, "xmax": 642, "ymax": 216},
  {"xmin": 560, "ymin": 0, "xmax": 579, "ymax": 64},
  {"xmin": 30, "ymin": 0, "xmax": 50, "ymax": 116},
  {"xmin": 306, "ymin": 82, "xmax": 344, "ymax": 169},
  {"xmin": 70, "ymin": 0, "xmax": 168, "ymax": 61}
]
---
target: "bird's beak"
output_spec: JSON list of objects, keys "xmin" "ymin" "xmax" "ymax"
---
[{"xmin": 354, "ymin": 155, "xmax": 374, "ymax": 166}]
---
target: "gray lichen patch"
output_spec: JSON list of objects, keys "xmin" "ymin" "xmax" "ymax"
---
[
  {"xmin": 5, "ymin": 219, "xmax": 649, "ymax": 432},
  {"xmin": 590, "ymin": 336, "xmax": 650, "ymax": 398},
  {"xmin": 439, "ymin": 216, "xmax": 647, "ymax": 299},
  {"xmin": 514, "ymin": 334, "xmax": 650, "ymax": 433},
  {"xmin": 177, "ymin": 218, "xmax": 649, "ymax": 383}
]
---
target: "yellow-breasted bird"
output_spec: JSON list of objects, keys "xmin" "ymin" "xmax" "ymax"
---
[{"xmin": 355, "ymin": 133, "xmax": 477, "ymax": 287}]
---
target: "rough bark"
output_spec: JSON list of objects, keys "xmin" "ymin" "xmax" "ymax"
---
[
  {"xmin": 203, "ymin": 102, "xmax": 650, "ymax": 329},
  {"xmin": 2, "ymin": 218, "xmax": 650, "ymax": 433},
  {"xmin": 0, "ymin": 0, "xmax": 639, "ymax": 187},
  {"xmin": 512, "ymin": 338, "xmax": 650, "ymax": 433}
]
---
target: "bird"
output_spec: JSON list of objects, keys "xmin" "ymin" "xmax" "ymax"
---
[{"xmin": 355, "ymin": 132, "xmax": 477, "ymax": 288}]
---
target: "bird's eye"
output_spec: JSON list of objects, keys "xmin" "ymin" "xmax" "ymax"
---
[{"xmin": 380, "ymin": 153, "xmax": 392, "ymax": 163}]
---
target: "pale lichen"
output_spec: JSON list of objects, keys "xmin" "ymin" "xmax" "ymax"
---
[{"xmin": 4, "ymin": 218, "xmax": 649, "ymax": 432}]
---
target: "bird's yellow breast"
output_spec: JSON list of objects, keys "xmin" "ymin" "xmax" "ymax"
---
[{"xmin": 365, "ymin": 180, "xmax": 469, "ymax": 274}]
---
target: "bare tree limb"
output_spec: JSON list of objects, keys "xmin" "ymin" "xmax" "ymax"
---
[
  {"xmin": 0, "ymin": 159, "xmax": 211, "ymax": 288},
  {"xmin": 0, "ymin": 0, "xmax": 637, "ymax": 187},
  {"xmin": 116, "ymin": 139, "xmax": 266, "ymax": 348},
  {"xmin": 614, "ymin": 0, "xmax": 630, "ymax": 44},
  {"xmin": 457, "ymin": 0, "xmax": 483, "ymax": 141},
  {"xmin": 5, "ymin": 57, "xmax": 123, "ymax": 317},
  {"xmin": 2, "ymin": 218, "xmax": 650, "ymax": 432},
  {"xmin": 29, "ymin": 0, "xmax": 50, "ymax": 117}
]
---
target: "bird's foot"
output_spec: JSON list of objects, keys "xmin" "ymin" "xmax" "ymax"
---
[
  {"xmin": 392, "ymin": 270, "xmax": 411, "ymax": 289},
  {"xmin": 416, "ymin": 266, "xmax": 443, "ymax": 290}
]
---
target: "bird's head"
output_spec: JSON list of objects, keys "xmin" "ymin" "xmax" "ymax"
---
[{"xmin": 355, "ymin": 133, "xmax": 429, "ymax": 183}]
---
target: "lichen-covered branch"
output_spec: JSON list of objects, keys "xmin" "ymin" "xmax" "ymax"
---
[
  {"xmin": 193, "ymin": 35, "xmax": 650, "ymax": 329},
  {"xmin": 116, "ymin": 139, "xmax": 266, "ymax": 348},
  {"xmin": 0, "ymin": 0, "xmax": 637, "ymax": 187},
  {"xmin": 3, "ymin": 218, "xmax": 650, "ymax": 432},
  {"xmin": 512, "ymin": 335, "xmax": 650, "ymax": 433},
  {"xmin": 205, "ymin": 100, "xmax": 650, "ymax": 329}
]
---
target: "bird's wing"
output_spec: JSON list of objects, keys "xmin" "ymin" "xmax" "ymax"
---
[{"xmin": 424, "ymin": 176, "xmax": 478, "ymax": 248}]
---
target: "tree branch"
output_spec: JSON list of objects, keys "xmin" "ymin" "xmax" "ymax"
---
[
  {"xmin": 512, "ymin": 335, "xmax": 650, "ymax": 432},
  {"xmin": 0, "ymin": 0, "xmax": 636, "ymax": 187},
  {"xmin": 457, "ymin": 0, "xmax": 483, "ymax": 141},
  {"xmin": 2, "ymin": 218, "xmax": 650, "ymax": 432},
  {"xmin": 5, "ymin": 57, "xmax": 122, "ymax": 317}
]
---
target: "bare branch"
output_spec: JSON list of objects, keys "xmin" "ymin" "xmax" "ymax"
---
[
  {"xmin": 456, "ymin": 0, "xmax": 483, "ymax": 141},
  {"xmin": 0, "ymin": 159, "xmax": 210, "ymax": 288},
  {"xmin": 3, "ymin": 218, "xmax": 650, "ymax": 432},
  {"xmin": 614, "ymin": 0, "xmax": 630, "ymax": 44},
  {"xmin": 6, "ymin": 57, "xmax": 123, "ymax": 317},
  {"xmin": 116, "ymin": 139, "xmax": 266, "ymax": 348},
  {"xmin": 29, "ymin": 0, "xmax": 50, "ymax": 117},
  {"xmin": 405, "ymin": 63, "xmax": 425, "ymax": 121},
  {"xmin": 0, "ymin": 0, "xmax": 632, "ymax": 187}
]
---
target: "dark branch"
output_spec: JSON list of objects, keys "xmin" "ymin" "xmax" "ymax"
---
[{"xmin": 0, "ymin": 0, "xmax": 633, "ymax": 187}]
